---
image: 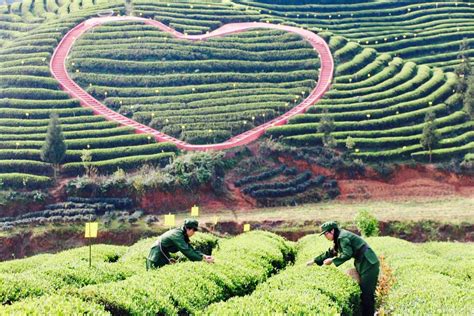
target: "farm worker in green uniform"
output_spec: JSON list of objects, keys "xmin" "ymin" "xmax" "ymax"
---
[
  {"xmin": 147, "ymin": 218, "xmax": 214, "ymax": 269},
  {"xmin": 306, "ymin": 221, "xmax": 380, "ymax": 316}
]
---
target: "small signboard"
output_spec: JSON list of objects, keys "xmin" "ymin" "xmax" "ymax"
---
[
  {"xmin": 85, "ymin": 222, "xmax": 98, "ymax": 238},
  {"xmin": 243, "ymin": 224, "xmax": 251, "ymax": 232},
  {"xmin": 164, "ymin": 214, "xmax": 175, "ymax": 227},
  {"xmin": 191, "ymin": 205, "xmax": 199, "ymax": 217}
]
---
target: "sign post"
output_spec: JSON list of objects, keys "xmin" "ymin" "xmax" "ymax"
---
[
  {"xmin": 85, "ymin": 222, "xmax": 98, "ymax": 267},
  {"xmin": 191, "ymin": 205, "xmax": 199, "ymax": 217},
  {"xmin": 164, "ymin": 213, "xmax": 175, "ymax": 228}
]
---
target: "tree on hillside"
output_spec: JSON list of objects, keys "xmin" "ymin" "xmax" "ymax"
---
[
  {"xmin": 464, "ymin": 74, "xmax": 474, "ymax": 119},
  {"xmin": 318, "ymin": 109, "xmax": 336, "ymax": 148},
  {"xmin": 420, "ymin": 111, "xmax": 439, "ymax": 163},
  {"xmin": 6, "ymin": 0, "xmax": 13, "ymax": 14},
  {"xmin": 455, "ymin": 38, "xmax": 471, "ymax": 93},
  {"xmin": 40, "ymin": 113, "xmax": 67, "ymax": 181}
]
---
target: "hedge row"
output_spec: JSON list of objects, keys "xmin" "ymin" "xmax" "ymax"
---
[
  {"xmin": 1, "ymin": 213, "xmax": 98, "ymax": 229},
  {"xmin": 0, "ymin": 115, "xmax": 105, "ymax": 127},
  {"xmin": 62, "ymin": 152, "xmax": 175, "ymax": 175},
  {"xmin": 72, "ymin": 70, "xmax": 318, "ymax": 88},
  {"xmin": 71, "ymin": 45, "xmax": 318, "ymax": 63},
  {"xmin": 0, "ymin": 98, "xmax": 80, "ymax": 109},
  {"xmin": 64, "ymin": 142, "xmax": 177, "ymax": 163},
  {"xmin": 0, "ymin": 233, "xmax": 219, "ymax": 306},
  {"xmin": 411, "ymin": 141, "xmax": 474, "ymax": 162},
  {"xmin": 2, "ymin": 133, "xmax": 152, "ymax": 150},
  {"xmin": 77, "ymin": 231, "xmax": 294, "ymax": 315},
  {"xmin": 322, "ymin": 64, "xmax": 432, "ymax": 108},
  {"xmin": 235, "ymin": 164, "xmax": 287, "ymax": 187},
  {"xmin": 0, "ymin": 127, "xmax": 133, "ymax": 141},
  {"xmin": 250, "ymin": 175, "xmax": 326, "ymax": 198},
  {"xmin": 328, "ymin": 59, "xmax": 410, "ymax": 97},
  {"xmin": 67, "ymin": 197, "xmax": 133, "ymax": 209},
  {"xmin": 369, "ymin": 237, "xmax": 474, "ymax": 314},
  {"xmin": 281, "ymin": 116, "xmax": 472, "ymax": 148},
  {"xmin": 274, "ymin": 102, "xmax": 451, "ymax": 136},
  {"xmin": 0, "ymin": 173, "xmax": 52, "ymax": 189},
  {"xmin": 336, "ymin": 47, "xmax": 377, "ymax": 75},
  {"xmin": 0, "ymin": 295, "xmax": 109, "ymax": 315},
  {"xmin": 108, "ymin": 88, "xmax": 301, "ymax": 107},
  {"xmin": 0, "ymin": 107, "xmax": 92, "ymax": 119},
  {"xmin": 0, "ymin": 121, "xmax": 119, "ymax": 134},
  {"xmin": 242, "ymin": 171, "xmax": 312, "ymax": 194},
  {"xmin": 204, "ymin": 234, "xmax": 360, "ymax": 315},
  {"xmin": 72, "ymin": 58, "xmax": 319, "ymax": 75},
  {"xmin": 0, "ymin": 159, "xmax": 53, "ymax": 176},
  {"xmin": 0, "ymin": 88, "xmax": 70, "ymax": 100},
  {"xmin": 88, "ymin": 79, "xmax": 315, "ymax": 100}
]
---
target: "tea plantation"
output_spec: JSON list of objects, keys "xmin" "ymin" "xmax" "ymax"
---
[
  {"xmin": 0, "ymin": 0, "xmax": 472, "ymax": 189},
  {"xmin": 0, "ymin": 231, "xmax": 471, "ymax": 314},
  {"xmin": 0, "ymin": 1, "xmax": 472, "ymax": 313}
]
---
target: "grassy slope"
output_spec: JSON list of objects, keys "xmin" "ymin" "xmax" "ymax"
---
[{"xmin": 151, "ymin": 196, "xmax": 474, "ymax": 225}]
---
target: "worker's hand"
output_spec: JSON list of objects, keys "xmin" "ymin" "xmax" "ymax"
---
[
  {"xmin": 323, "ymin": 258, "xmax": 333, "ymax": 265},
  {"xmin": 306, "ymin": 260, "xmax": 314, "ymax": 266},
  {"xmin": 204, "ymin": 255, "xmax": 214, "ymax": 264}
]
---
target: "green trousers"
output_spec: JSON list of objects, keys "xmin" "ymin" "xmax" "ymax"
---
[{"xmin": 357, "ymin": 261, "xmax": 380, "ymax": 316}]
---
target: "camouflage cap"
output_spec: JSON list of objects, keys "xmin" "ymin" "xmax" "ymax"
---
[
  {"xmin": 184, "ymin": 218, "xmax": 199, "ymax": 230},
  {"xmin": 319, "ymin": 221, "xmax": 338, "ymax": 235}
]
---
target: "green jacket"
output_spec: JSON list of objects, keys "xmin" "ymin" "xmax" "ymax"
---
[
  {"xmin": 147, "ymin": 227, "xmax": 203, "ymax": 268},
  {"xmin": 314, "ymin": 229, "xmax": 379, "ymax": 274}
]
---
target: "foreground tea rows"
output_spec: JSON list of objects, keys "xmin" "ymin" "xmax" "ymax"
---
[{"xmin": 0, "ymin": 231, "xmax": 472, "ymax": 315}]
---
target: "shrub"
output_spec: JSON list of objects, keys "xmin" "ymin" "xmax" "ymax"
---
[
  {"xmin": 355, "ymin": 210, "xmax": 379, "ymax": 237},
  {"xmin": 0, "ymin": 295, "xmax": 109, "ymax": 315}
]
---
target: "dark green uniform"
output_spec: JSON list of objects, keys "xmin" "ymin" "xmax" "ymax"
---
[
  {"xmin": 147, "ymin": 227, "xmax": 203, "ymax": 269},
  {"xmin": 314, "ymin": 229, "xmax": 380, "ymax": 316}
]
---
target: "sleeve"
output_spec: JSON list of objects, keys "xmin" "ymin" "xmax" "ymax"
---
[
  {"xmin": 314, "ymin": 248, "xmax": 336, "ymax": 266},
  {"xmin": 332, "ymin": 238, "xmax": 353, "ymax": 267},
  {"xmin": 173, "ymin": 236, "xmax": 204, "ymax": 262}
]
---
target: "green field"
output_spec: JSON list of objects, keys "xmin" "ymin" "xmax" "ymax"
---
[{"xmin": 0, "ymin": 231, "xmax": 472, "ymax": 314}]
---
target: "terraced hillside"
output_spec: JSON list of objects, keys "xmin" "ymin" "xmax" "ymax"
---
[
  {"xmin": 267, "ymin": 34, "xmax": 473, "ymax": 162},
  {"xmin": 0, "ymin": 1, "xmax": 182, "ymax": 189},
  {"xmin": 0, "ymin": 0, "xmax": 473, "ymax": 190},
  {"xmin": 68, "ymin": 21, "xmax": 319, "ymax": 145},
  {"xmin": 236, "ymin": 0, "xmax": 474, "ymax": 71},
  {"xmin": 0, "ymin": 1, "xmax": 272, "ymax": 188}
]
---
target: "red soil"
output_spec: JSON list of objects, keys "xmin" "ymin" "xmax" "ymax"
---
[
  {"xmin": 337, "ymin": 165, "xmax": 473, "ymax": 201},
  {"xmin": 248, "ymin": 155, "xmax": 474, "ymax": 203}
]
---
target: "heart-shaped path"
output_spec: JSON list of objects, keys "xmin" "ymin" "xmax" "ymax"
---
[{"xmin": 50, "ymin": 16, "xmax": 333, "ymax": 151}]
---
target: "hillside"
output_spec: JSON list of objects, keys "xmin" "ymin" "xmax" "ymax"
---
[
  {"xmin": 0, "ymin": 0, "xmax": 473, "ymax": 190},
  {"xmin": 236, "ymin": 0, "xmax": 474, "ymax": 71}
]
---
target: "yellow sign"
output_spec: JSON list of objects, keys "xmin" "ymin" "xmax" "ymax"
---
[
  {"xmin": 243, "ymin": 224, "xmax": 251, "ymax": 232},
  {"xmin": 191, "ymin": 205, "xmax": 199, "ymax": 217},
  {"xmin": 85, "ymin": 222, "xmax": 98, "ymax": 238},
  {"xmin": 164, "ymin": 214, "xmax": 175, "ymax": 227}
]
